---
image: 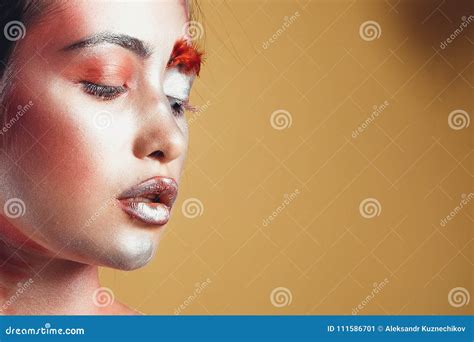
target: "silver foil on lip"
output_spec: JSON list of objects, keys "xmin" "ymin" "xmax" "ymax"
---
[
  {"xmin": 118, "ymin": 177, "xmax": 178, "ymax": 208},
  {"xmin": 117, "ymin": 176, "xmax": 178, "ymax": 226},
  {"xmin": 119, "ymin": 200, "xmax": 170, "ymax": 226}
]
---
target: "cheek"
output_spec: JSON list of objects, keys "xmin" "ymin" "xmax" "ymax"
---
[
  {"xmin": 0, "ymin": 86, "xmax": 103, "ymax": 255},
  {"xmin": 179, "ymin": 117, "xmax": 189, "ymax": 150},
  {"xmin": 21, "ymin": 107, "xmax": 95, "ymax": 191},
  {"xmin": 174, "ymin": 117, "xmax": 189, "ymax": 180},
  {"xmin": 2, "ymin": 84, "xmax": 103, "ymax": 210}
]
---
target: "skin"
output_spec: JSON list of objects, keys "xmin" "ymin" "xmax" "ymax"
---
[{"xmin": 0, "ymin": 0, "xmax": 193, "ymax": 314}]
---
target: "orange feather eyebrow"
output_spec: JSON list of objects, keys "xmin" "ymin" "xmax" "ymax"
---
[{"xmin": 167, "ymin": 39, "xmax": 203, "ymax": 76}]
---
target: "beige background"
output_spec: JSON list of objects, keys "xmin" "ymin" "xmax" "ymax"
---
[{"xmin": 101, "ymin": 0, "xmax": 473, "ymax": 315}]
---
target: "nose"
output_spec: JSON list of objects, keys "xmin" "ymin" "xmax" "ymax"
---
[{"xmin": 132, "ymin": 98, "xmax": 187, "ymax": 164}]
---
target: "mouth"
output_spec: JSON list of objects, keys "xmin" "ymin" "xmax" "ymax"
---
[{"xmin": 117, "ymin": 176, "xmax": 178, "ymax": 226}]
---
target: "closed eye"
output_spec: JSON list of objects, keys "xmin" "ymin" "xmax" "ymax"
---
[
  {"xmin": 80, "ymin": 80, "xmax": 190, "ymax": 117},
  {"xmin": 168, "ymin": 96, "xmax": 188, "ymax": 117},
  {"xmin": 80, "ymin": 81, "xmax": 127, "ymax": 100}
]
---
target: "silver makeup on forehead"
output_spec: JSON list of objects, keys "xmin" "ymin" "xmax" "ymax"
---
[{"xmin": 163, "ymin": 67, "xmax": 195, "ymax": 100}]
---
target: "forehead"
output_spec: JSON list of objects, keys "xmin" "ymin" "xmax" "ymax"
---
[{"xmin": 31, "ymin": 0, "xmax": 188, "ymax": 56}]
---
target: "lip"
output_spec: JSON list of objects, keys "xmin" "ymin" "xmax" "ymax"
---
[{"xmin": 117, "ymin": 176, "xmax": 178, "ymax": 226}]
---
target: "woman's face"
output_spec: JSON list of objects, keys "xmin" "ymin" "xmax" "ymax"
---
[{"xmin": 0, "ymin": 1, "xmax": 195, "ymax": 270}]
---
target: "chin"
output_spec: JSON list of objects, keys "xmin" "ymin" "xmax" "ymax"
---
[
  {"xmin": 106, "ymin": 233, "xmax": 157, "ymax": 271},
  {"xmin": 68, "ymin": 230, "xmax": 158, "ymax": 271}
]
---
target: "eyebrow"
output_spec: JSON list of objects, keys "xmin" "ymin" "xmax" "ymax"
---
[
  {"xmin": 167, "ymin": 39, "xmax": 203, "ymax": 76},
  {"xmin": 62, "ymin": 32, "xmax": 153, "ymax": 58}
]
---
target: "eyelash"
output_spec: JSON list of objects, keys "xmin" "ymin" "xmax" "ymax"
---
[
  {"xmin": 80, "ymin": 81, "xmax": 188, "ymax": 116},
  {"xmin": 168, "ymin": 97, "xmax": 188, "ymax": 117},
  {"xmin": 80, "ymin": 81, "xmax": 126, "ymax": 100}
]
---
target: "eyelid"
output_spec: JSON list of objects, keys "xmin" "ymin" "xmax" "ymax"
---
[
  {"xmin": 80, "ymin": 81, "xmax": 127, "ymax": 100},
  {"xmin": 163, "ymin": 67, "xmax": 195, "ymax": 101},
  {"xmin": 168, "ymin": 96, "xmax": 191, "ymax": 117},
  {"xmin": 70, "ymin": 51, "xmax": 134, "ymax": 79}
]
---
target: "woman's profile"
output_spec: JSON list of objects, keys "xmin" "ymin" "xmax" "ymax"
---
[{"xmin": 0, "ymin": 0, "xmax": 202, "ymax": 314}]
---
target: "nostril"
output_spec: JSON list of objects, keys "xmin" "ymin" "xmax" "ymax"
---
[{"xmin": 148, "ymin": 150, "xmax": 164, "ymax": 160}]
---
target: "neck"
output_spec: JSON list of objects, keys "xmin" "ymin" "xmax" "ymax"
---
[{"xmin": 0, "ymin": 238, "xmax": 101, "ymax": 315}]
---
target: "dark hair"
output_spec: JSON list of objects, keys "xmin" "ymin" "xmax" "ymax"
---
[{"xmin": 0, "ymin": 0, "xmax": 40, "ymax": 78}]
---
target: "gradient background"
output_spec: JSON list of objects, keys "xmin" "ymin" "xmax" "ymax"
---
[{"xmin": 101, "ymin": 0, "xmax": 473, "ymax": 315}]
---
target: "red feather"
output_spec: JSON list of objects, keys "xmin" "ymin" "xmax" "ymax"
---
[{"xmin": 167, "ymin": 38, "xmax": 203, "ymax": 76}]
